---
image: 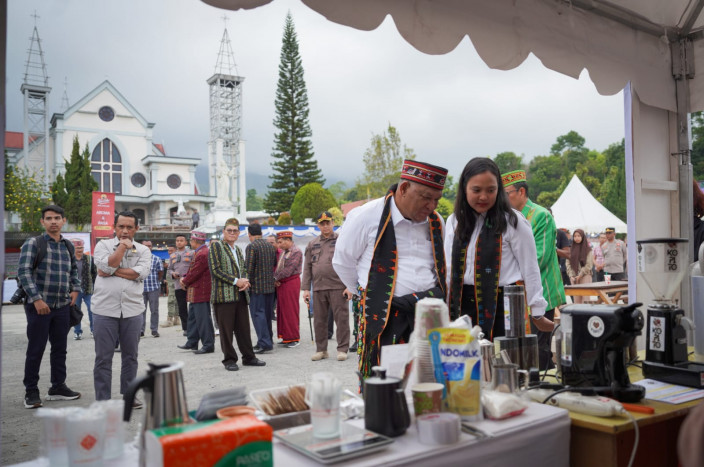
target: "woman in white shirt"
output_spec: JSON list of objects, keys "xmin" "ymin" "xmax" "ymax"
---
[{"xmin": 445, "ymin": 157, "xmax": 551, "ymax": 340}]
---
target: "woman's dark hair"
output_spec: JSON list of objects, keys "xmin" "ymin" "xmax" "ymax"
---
[
  {"xmin": 453, "ymin": 157, "xmax": 517, "ymax": 243},
  {"xmin": 569, "ymin": 228, "xmax": 592, "ymax": 269}
]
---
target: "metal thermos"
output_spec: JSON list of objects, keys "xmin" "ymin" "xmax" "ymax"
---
[
  {"xmin": 504, "ymin": 285, "xmax": 526, "ymax": 338},
  {"xmin": 123, "ymin": 362, "xmax": 193, "ymax": 466}
]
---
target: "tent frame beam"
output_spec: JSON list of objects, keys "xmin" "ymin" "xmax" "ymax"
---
[{"xmin": 568, "ymin": 0, "xmax": 704, "ymax": 41}]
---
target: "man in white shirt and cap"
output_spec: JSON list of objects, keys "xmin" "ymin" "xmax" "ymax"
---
[{"xmin": 332, "ymin": 159, "xmax": 448, "ymax": 378}]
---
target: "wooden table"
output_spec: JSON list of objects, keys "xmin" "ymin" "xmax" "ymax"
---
[
  {"xmin": 564, "ymin": 280, "xmax": 629, "ymax": 304},
  {"xmin": 568, "ymin": 353, "xmax": 702, "ymax": 467}
]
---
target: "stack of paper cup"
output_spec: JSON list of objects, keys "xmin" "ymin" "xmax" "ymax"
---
[{"xmin": 414, "ymin": 298, "xmax": 449, "ymax": 383}]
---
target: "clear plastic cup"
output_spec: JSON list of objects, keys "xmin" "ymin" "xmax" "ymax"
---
[
  {"xmin": 36, "ymin": 407, "xmax": 80, "ymax": 466},
  {"xmin": 90, "ymin": 400, "xmax": 125, "ymax": 459},
  {"xmin": 65, "ymin": 408, "xmax": 107, "ymax": 467}
]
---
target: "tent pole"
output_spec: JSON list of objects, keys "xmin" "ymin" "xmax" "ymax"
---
[{"xmin": 672, "ymin": 38, "xmax": 694, "ymax": 317}]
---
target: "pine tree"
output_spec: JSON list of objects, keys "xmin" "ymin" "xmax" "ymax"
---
[
  {"xmin": 264, "ymin": 12, "xmax": 324, "ymax": 215},
  {"xmin": 51, "ymin": 135, "xmax": 99, "ymax": 230}
]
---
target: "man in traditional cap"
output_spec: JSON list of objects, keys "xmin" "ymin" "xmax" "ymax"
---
[
  {"xmin": 602, "ymin": 227, "xmax": 627, "ymax": 281},
  {"xmin": 208, "ymin": 218, "xmax": 266, "ymax": 371},
  {"xmin": 177, "ymin": 230, "xmax": 215, "ymax": 354},
  {"xmin": 302, "ymin": 211, "xmax": 354, "ymax": 362},
  {"xmin": 332, "ymin": 159, "xmax": 447, "ymax": 378},
  {"xmin": 274, "ymin": 231, "xmax": 303, "ymax": 348},
  {"xmin": 245, "ymin": 223, "xmax": 278, "ymax": 354},
  {"xmin": 503, "ymin": 170, "xmax": 562, "ymax": 370}
]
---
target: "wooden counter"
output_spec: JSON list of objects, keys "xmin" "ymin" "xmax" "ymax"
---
[{"xmin": 569, "ymin": 354, "xmax": 701, "ymax": 466}]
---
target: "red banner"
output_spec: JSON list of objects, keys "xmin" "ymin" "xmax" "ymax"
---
[{"xmin": 91, "ymin": 192, "xmax": 115, "ymax": 250}]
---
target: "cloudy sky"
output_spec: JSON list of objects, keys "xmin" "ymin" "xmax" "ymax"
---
[{"xmin": 6, "ymin": 0, "xmax": 625, "ymax": 192}]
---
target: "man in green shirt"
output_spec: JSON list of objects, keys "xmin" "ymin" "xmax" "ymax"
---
[{"xmin": 503, "ymin": 170, "xmax": 564, "ymax": 370}]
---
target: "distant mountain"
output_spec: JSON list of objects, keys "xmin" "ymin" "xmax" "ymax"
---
[{"xmin": 195, "ymin": 164, "xmax": 353, "ymax": 197}]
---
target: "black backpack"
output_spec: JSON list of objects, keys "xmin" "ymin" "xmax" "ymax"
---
[{"xmin": 10, "ymin": 235, "xmax": 77, "ymax": 304}]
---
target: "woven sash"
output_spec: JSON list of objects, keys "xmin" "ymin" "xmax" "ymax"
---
[{"xmin": 359, "ymin": 188, "xmax": 446, "ymax": 378}]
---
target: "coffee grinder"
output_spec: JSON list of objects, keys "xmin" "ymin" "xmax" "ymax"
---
[{"xmin": 638, "ymin": 238, "xmax": 704, "ymax": 388}]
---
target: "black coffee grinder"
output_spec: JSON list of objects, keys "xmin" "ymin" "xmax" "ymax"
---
[
  {"xmin": 560, "ymin": 303, "xmax": 646, "ymax": 402},
  {"xmin": 638, "ymin": 238, "xmax": 704, "ymax": 388}
]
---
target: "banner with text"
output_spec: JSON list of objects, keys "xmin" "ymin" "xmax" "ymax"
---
[{"xmin": 91, "ymin": 192, "xmax": 115, "ymax": 249}]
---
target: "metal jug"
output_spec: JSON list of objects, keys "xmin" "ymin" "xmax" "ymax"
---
[
  {"xmin": 123, "ymin": 362, "xmax": 192, "ymax": 465},
  {"xmin": 363, "ymin": 366, "xmax": 410, "ymax": 437}
]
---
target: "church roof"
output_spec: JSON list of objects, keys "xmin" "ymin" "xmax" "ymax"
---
[{"xmin": 4, "ymin": 131, "xmax": 39, "ymax": 149}]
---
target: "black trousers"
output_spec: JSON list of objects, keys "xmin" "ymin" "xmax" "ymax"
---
[
  {"xmin": 175, "ymin": 289, "xmax": 188, "ymax": 331},
  {"xmin": 213, "ymin": 294, "xmax": 256, "ymax": 366}
]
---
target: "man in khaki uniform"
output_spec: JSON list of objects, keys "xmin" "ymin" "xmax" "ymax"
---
[{"xmin": 302, "ymin": 211, "xmax": 353, "ymax": 362}]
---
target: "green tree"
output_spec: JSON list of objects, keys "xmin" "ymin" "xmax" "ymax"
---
[
  {"xmin": 527, "ymin": 154, "xmax": 564, "ymax": 202},
  {"xmin": 289, "ymin": 183, "xmax": 338, "ymax": 224},
  {"xmin": 277, "ymin": 212, "xmax": 292, "ymax": 225},
  {"xmin": 247, "ymin": 188, "xmax": 264, "ymax": 211},
  {"xmin": 443, "ymin": 175, "xmax": 458, "ymax": 203},
  {"xmin": 51, "ymin": 136, "xmax": 98, "ymax": 230},
  {"xmin": 327, "ymin": 181, "xmax": 348, "ymax": 203},
  {"xmin": 436, "ymin": 198, "xmax": 454, "ymax": 220},
  {"xmin": 551, "ymin": 131, "xmax": 588, "ymax": 173},
  {"xmin": 493, "ymin": 152, "xmax": 524, "ymax": 174},
  {"xmin": 599, "ymin": 140, "xmax": 627, "ymax": 221},
  {"xmin": 264, "ymin": 12, "xmax": 324, "ymax": 215},
  {"xmin": 357, "ymin": 124, "xmax": 416, "ymax": 199},
  {"xmin": 692, "ymin": 112, "xmax": 704, "ymax": 180},
  {"xmin": 327, "ymin": 206, "xmax": 344, "ymax": 226},
  {"xmin": 5, "ymin": 157, "xmax": 50, "ymax": 232}
]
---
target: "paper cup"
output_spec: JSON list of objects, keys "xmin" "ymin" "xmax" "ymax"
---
[
  {"xmin": 411, "ymin": 383, "xmax": 444, "ymax": 416},
  {"xmin": 605, "ymin": 274, "xmax": 612, "ymax": 284}
]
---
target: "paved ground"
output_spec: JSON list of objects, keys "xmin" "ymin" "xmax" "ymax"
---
[{"xmin": 0, "ymin": 296, "xmax": 358, "ymax": 465}]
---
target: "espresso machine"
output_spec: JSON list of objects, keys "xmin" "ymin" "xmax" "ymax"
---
[
  {"xmin": 560, "ymin": 303, "xmax": 645, "ymax": 402},
  {"xmin": 638, "ymin": 238, "xmax": 704, "ymax": 388}
]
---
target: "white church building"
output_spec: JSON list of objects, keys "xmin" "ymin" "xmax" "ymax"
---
[
  {"xmin": 8, "ymin": 80, "xmax": 214, "ymax": 227},
  {"xmin": 6, "ymin": 23, "xmax": 247, "ymax": 230}
]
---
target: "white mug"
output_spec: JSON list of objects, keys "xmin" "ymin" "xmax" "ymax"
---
[{"xmin": 305, "ymin": 372, "xmax": 342, "ymax": 439}]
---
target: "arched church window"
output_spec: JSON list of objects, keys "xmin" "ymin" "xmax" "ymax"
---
[{"xmin": 91, "ymin": 138, "xmax": 122, "ymax": 194}]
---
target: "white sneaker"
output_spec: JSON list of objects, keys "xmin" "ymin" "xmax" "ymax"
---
[
  {"xmin": 215, "ymin": 329, "xmax": 220, "ymax": 336},
  {"xmin": 311, "ymin": 351, "xmax": 329, "ymax": 361},
  {"xmin": 337, "ymin": 352, "xmax": 348, "ymax": 361}
]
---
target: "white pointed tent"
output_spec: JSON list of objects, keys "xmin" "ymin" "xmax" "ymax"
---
[{"xmin": 551, "ymin": 175, "xmax": 626, "ymax": 234}]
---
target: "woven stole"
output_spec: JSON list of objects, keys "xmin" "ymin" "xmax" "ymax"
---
[
  {"xmin": 449, "ymin": 218, "xmax": 502, "ymax": 339},
  {"xmin": 474, "ymin": 220, "xmax": 502, "ymax": 339},
  {"xmin": 360, "ymin": 189, "xmax": 446, "ymax": 378}
]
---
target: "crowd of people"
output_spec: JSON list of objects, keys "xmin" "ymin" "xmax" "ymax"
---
[{"xmin": 17, "ymin": 158, "xmax": 630, "ymax": 409}]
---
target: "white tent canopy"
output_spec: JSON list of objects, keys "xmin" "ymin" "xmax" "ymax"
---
[
  {"xmin": 551, "ymin": 175, "xmax": 627, "ymax": 234},
  {"xmin": 201, "ymin": 0, "xmax": 704, "ymax": 311}
]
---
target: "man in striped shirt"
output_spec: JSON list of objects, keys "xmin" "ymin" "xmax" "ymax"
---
[{"xmin": 18, "ymin": 205, "xmax": 82, "ymax": 409}]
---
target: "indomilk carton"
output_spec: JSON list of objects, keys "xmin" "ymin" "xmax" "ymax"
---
[{"xmin": 145, "ymin": 414, "xmax": 273, "ymax": 467}]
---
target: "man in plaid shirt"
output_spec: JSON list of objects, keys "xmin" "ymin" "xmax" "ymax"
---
[
  {"xmin": 17, "ymin": 205, "xmax": 82, "ymax": 409},
  {"xmin": 140, "ymin": 240, "xmax": 163, "ymax": 338}
]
